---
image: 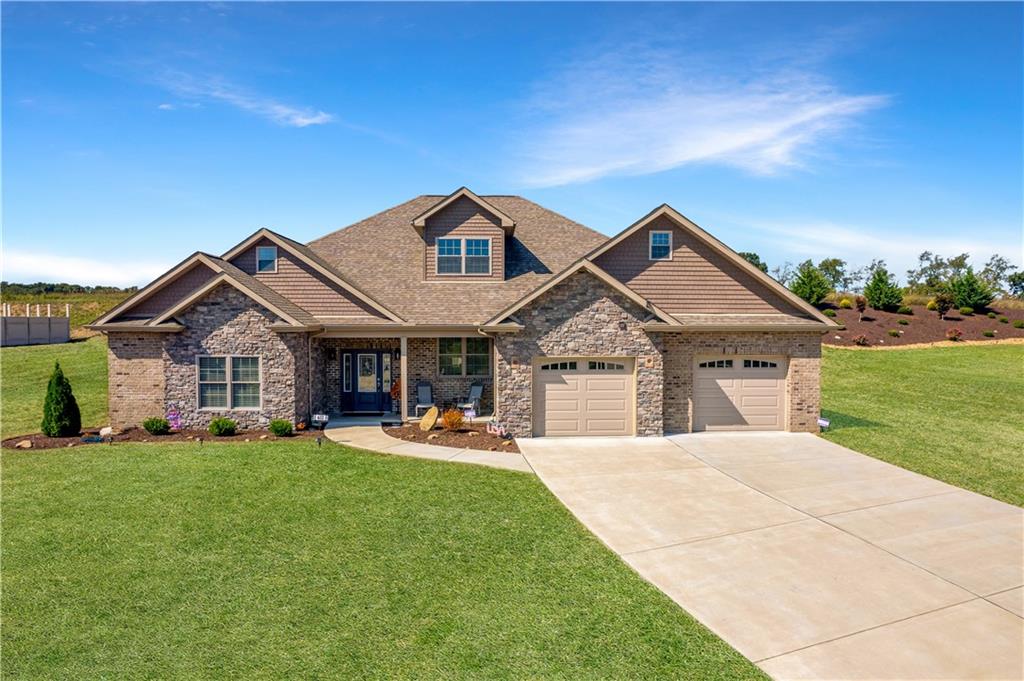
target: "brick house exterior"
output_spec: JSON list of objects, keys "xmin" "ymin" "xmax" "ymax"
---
[{"xmin": 92, "ymin": 188, "xmax": 837, "ymax": 437}]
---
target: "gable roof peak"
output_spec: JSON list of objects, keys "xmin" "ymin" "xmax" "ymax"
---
[{"xmin": 410, "ymin": 186, "xmax": 516, "ymax": 234}]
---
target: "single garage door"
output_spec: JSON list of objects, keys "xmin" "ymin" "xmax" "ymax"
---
[
  {"xmin": 533, "ymin": 358, "xmax": 634, "ymax": 436},
  {"xmin": 693, "ymin": 357, "xmax": 787, "ymax": 431}
]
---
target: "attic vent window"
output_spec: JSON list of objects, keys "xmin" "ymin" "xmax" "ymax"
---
[
  {"xmin": 257, "ymin": 246, "xmax": 278, "ymax": 273},
  {"xmin": 649, "ymin": 231, "xmax": 672, "ymax": 260}
]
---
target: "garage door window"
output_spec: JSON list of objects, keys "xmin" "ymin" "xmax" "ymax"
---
[
  {"xmin": 540, "ymin": 361, "xmax": 577, "ymax": 371},
  {"xmin": 743, "ymin": 359, "xmax": 778, "ymax": 368},
  {"xmin": 698, "ymin": 359, "xmax": 733, "ymax": 369},
  {"xmin": 588, "ymin": 361, "xmax": 625, "ymax": 370}
]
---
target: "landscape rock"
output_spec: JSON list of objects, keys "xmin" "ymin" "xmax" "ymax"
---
[
  {"xmin": 99, "ymin": 427, "xmax": 113, "ymax": 438},
  {"xmin": 14, "ymin": 440, "xmax": 32, "ymax": 449},
  {"xmin": 502, "ymin": 440, "xmax": 513, "ymax": 446},
  {"xmin": 467, "ymin": 431, "xmax": 480, "ymax": 437},
  {"xmin": 427, "ymin": 433, "xmax": 440, "ymax": 440},
  {"xmin": 259, "ymin": 435, "xmax": 269, "ymax": 440}
]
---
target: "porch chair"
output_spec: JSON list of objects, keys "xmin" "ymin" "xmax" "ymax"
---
[
  {"xmin": 414, "ymin": 381, "xmax": 436, "ymax": 417},
  {"xmin": 457, "ymin": 383, "xmax": 485, "ymax": 420}
]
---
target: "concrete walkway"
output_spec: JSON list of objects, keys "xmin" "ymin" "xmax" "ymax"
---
[
  {"xmin": 323, "ymin": 424, "xmax": 532, "ymax": 473},
  {"xmin": 518, "ymin": 433, "xmax": 1023, "ymax": 680}
]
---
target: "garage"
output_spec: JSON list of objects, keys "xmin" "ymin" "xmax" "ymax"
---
[
  {"xmin": 693, "ymin": 356, "xmax": 787, "ymax": 431},
  {"xmin": 533, "ymin": 358, "xmax": 634, "ymax": 436}
]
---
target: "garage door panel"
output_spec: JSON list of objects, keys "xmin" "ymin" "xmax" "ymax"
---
[
  {"xmin": 534, "ymin": 359, "xmax": 634, "ymax": 437},
  {"xmin": 694, "ymin": 357, "xmax": 786, "ymax": 432}
]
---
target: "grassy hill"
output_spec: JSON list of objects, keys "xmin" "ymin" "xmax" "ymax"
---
[{"xmin": 1, "ymin": 291, "xmax": 130, "ymax": 338}]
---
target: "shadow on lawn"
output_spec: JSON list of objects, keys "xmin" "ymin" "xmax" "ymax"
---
[{"xmin": 820, "ymin": 410, "xmax": 885, "ymax": 431}]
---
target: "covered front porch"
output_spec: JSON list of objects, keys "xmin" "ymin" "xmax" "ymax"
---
[{"xmin": 309, "ymin": 332, "xmax": 497, "ymax": 422}]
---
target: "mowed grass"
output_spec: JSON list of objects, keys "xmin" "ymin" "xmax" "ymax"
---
[
  {"xmin": 821, "ymin": 344, "xmax": 1024, "ymax": 506},
  {"xmin": 0, "ymin": 336, "xmax": 108, "ymax": 438},
  {"xmin": 2, "ymin": 442, "xmax": 764, "ymax": 679}
]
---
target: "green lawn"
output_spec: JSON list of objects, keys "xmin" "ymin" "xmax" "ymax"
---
[
  {"xmin": 2, "ymin": 442, "xmax": 763, "ymax": 679},
  {"xmin": 0, "ymin": 336, "xmax": 108, "ymax": 438},
  {"xmin": 821, "ymin": 344, "xmax": 1024, "ymax": 507},
  {"xmin": 0, "ymin": 290, "xmax": 130, "ymax": 337}
]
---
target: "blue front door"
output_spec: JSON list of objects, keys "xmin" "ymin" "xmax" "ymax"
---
[{"xmin": 341, "ymin": 350, "xmax": 394, "ymax": 413}]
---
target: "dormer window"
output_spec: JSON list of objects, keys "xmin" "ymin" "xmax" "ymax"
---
[
  {"xmin": 257, "ymin": 246, "xmax": 278, "ymax": 273},
  {"xmin": 649, "ymin": 231, "xmax": 672, "ymax": 260},
  {"xmin": 437, "ymin": 237, "xmax": 491, "ymax": 275}
]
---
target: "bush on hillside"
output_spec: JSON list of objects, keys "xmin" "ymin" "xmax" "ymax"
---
[
  {"xmin": 933, "ymin": 293, "xmax": 954, "ymax": 320},
  {"xmin": 982, "ymin": 330, "xmax": 996, "ymax": 338},
  {"xmin": 838, "ymin": 298, "xmax": 853, "ymax": 309},
  {"xmin": 853, "ymin": 334, "xmax": 870, "ymax": 346},
  {"xmin": 208, "ymin": 417, "xmax": 237, "ymax": 437},
  {"xmin": 948, "ymin": 268, "xmax": 995, "ymax": 311},
  {"xmin": 855, "ymin": 295, "xmax": 867, "ymax": 321},
  {"xmin": 946, "ymin": 327, "xmax": 963, "ymax": 342},
  {"xmin": 999, "ymin": 316, "xmax": 1008, "ymax": 324},
  {"xmin": 897, "ymin": 306, "xmax": 913, "ymax": 315},
  {"xmin": 897, "ymin": 318, "xmax": 909, "ymax": 325},
  {"xmin": 888, "ymin": 329, "xmax": 901, "ymax": 337},
  {"xmin": 863, "ymin": 267, "xmax": 903, "ymax": 310},
  {"xmin": 987, "ymin": 311, "xmax": 997, "ymax": 319},
  {"xmin": 789, "ymin": 261, "xmax": 832, "ymax": 306},
  {"xmin": 926, "ymin": 299, "xmax": 938, "ymax": 311},
  {"xmin": 1015, "ymin": 320, "xmax": 1024, "ymax": 329},
  {"xmin": 269, "ymin": 419, "xmax": 293, "ymax": 437},
  {"xmin": 959, "ymin": 306, "xmax": 974, "ymax": 316},
  {"xmin": 142, "ymin": 417, "xmax": 170, "ymax": 436},
  {"xmin": 40, "ymin": 361, "xmax": 81, "ymax": 437},
  {"xmin": 823, "ymin": 308, "xmax": 836, "ymax": 317}
]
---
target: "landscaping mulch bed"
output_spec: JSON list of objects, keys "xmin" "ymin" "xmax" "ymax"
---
[
  {"xmin": 823, "ymin": 303, "xmax": 1024, "ymax": 347},
  {"xmin": 384, "ymin": 423, "xmax": 520, "ymax": 454},
  {"xmin": 3, "ymin": 427, "xmax": 322, "ymax": 450}
]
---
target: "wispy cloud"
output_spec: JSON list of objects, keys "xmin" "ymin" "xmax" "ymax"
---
[
  {"xmin": 157, "ymin": 70, "xmax": 334, "ymax": 128},
  {"xmin": 2, "ymin": 249, "xmax": 170, "ymax": 287},
  {"xmin": 513, "ymin": 44, "xmax": 888, "ymax": 187}
]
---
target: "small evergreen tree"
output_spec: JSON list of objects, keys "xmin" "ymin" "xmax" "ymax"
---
[
  {"xmin": 948, "ymin": 267, "xmax": 995, "ymax": 311},
  {"xmin": 40, "ymin": 361, "xmax": 81, "ymax": 437},
  {"xmin": 855, "ymin": 295, "xmax": 867, "ymax": 322},
  {"xmin": 933, "ymin": 292, "xmax": 954, "ymax": 320},
  {"xmin": 863, "ymin": 267, "xmax": 903, "ymax": 310},
  {"xmin": 790, "ymin": 260, "xmax": 832, "ymax": 305}
]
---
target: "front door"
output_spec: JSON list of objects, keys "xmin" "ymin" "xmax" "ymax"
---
[{"xmin": 340, "ymin": 350, "xmax": 394, "ymax": 413}]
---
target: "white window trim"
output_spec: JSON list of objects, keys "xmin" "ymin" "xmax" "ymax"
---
[
  {"xmin": 436, "ymin": 237, "xmax": 492, "ymax": 277},
  {"xmin": 196, "ymin": 355, "xmax": 263, "ymax": 411},
  {"xmin": 256, "ymin": 246, "xmax": 278, "ymax": 273},
  {"xmin": 649, "ymin": 230, "xmax": 673, "ymax": 261},
  {"xmin": 438, "ymin": 337, "xmax": 491, "ymax": 376}
]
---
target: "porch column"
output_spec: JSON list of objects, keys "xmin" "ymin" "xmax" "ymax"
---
[{"xmin": 400, "ymin": 336, "xmax": 408, "ymax": 421}]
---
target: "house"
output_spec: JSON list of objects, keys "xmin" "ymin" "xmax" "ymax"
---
[{"xmin": 90, "ymin": 188, "xmax": 837, "ymax": 437}]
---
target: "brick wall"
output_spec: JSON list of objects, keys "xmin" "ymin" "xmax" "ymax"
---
[
  {"xmin": 107, "ymin": 333, "xmax": 166, "ymax": 428},
  {"xmin": 494, "ymin": 270, "xmax": 664, "ymax": 438},
  {"xmin": 405, "ymin": 337, "xmax": 494, "ymax": 417},
  {"xmin": 310, "ymin": 337, "xmax": 400, "ymax": 415},
  {"xmin": 662, "ymin": 331, "xmax": 822, "ymax": 433}
]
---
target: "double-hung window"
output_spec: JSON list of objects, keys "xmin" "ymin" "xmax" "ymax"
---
[
  {"xmin": 257, "ymin": 246, "xmax": 278, "ymax": 273},
  {"xmin": 436, "ymin": 237, "xmax": 491, "ymax": 275},
  {"xmin": 649, "ymin": 231, "xmax": 672, "ymax": 260},
  {"xmin": 198, "ymin": 356, "xmax": 261, "ymax": 409},
  {"xmin": 439, "ymin": 337, "xmax": 490, "ymax": 376}
]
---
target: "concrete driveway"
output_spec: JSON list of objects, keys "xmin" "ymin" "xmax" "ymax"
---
[{"xmin": 517, "ymin": 433, "xmax": 1023, "ymax": 680}]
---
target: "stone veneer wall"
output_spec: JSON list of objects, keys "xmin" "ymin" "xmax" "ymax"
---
[
  {"xmin": 405, "ymin": 338, "xmax": 494, "ymax": 418},
  {"xmin": 108, "ymin": 333, "xmax": 166, "ymax": 428},
  {"xmin": 310, "ymin": 337, "xmax": 400, "ymax": 415},
  {"xmin": 662, "ymin": 331, "xmax": 821, "ymax": 433},
  {"xmin": 494, "ymin": 271, "xmax": 664, "ymax": 438},
  {"xmin": 163, "ymin": 285, "xmax": 310, "ymax": 429}
]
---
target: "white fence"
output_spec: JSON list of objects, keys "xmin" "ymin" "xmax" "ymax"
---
[{"xmin": 0, "ymin": 304, "xmax": 72, "ymax": 347}]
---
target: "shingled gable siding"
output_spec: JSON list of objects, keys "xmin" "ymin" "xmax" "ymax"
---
[
  {"xmin": 163, "ymin": 284, "xmax": 310, "ymax": 429},
  {"xmin": 309, "ymin": 337, "xmax": 400, "ymax": 415},
  {"xmin": 594, "ymin": 217, "xmax": 803, "ymax": 315},
  {"xmin": 108, "ymin": 334, "xmax": 166, "ymax": 428},
  {"xmin": 494, "ymin": 271, "xmax": 664, "ymax": 438},
  {"xmin": 663, "ymin": 331, "xmax": 822, "ymax": 433},
  {"xmin": 113, "ymin": 262, "xmax": 218, "ymax": 320},
  {"xmin": 423, "ymin": 196, "xmax": 505, "ymax": 282},
  {"xmin": 231, "ymin": 237, "xmax": 388, "ymax": 320}
]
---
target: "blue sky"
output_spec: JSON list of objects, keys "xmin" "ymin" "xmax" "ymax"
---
[{"xmin": 2, "ymin": 2, "xmax": 1021, "ymax": 286}]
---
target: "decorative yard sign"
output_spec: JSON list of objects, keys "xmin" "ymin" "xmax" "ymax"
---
[
  {"xmin": 420, "ymin": 406, "xmax": 439, "ymax": 431},
  {"xmin": 817, "ymin": 417, "xmax": 831, "ymax": 430},
  {"xmin": 463, "ymin": 408, "xmax": 477, "ymax": 422},
  {"xmin": 312, "ymin": 413, "xmax": 329, "ymax": 430}
]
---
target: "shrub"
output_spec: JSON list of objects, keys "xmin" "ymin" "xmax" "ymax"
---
[
  {"xmin": 855, "ymin": 295, "xmax": 867, "ymax": 321},
  {"xmin": 897, "ymin": 318, "xmax": 909, "ymax": 325},
  {"xmin": 982, "ymin": 330, "xmax": 996, "ymax": 338},
  {"xmin": 959, "ymin": 306, "xmax": 974, "ymax": 316},
  {"xmin": 897, "ymin": 306, "xmax": 913, "ymax": 315},
  {"xmin": 838, "ymin": 298, "xmax": 853, "ymax": 309},
  {"xmin": 987, "ymin": 311, "xmax": 997, "ymax": 319},
  {"xmin": 269, "ymin": 419, "xmax": 293, "ymax": 437},
  {"xmin": 933, "ymin": 293, "xmax": 954, "ymax": 320},
  {"xmin": 948, "ymin": 267, "xmax": 995, "ymax": 311},
  {"xmin": 1015, "ymin": 320, "xmax": 1024, "ymax": 329},
  {"xmin": 888, "ymin": 329, "xmax": 901, "ymax": 337},
  {"xmin": 40, "ymin": 361, "xmax": 81, "ymax": 437},
  {"xmin": 789, "ymin": 261, "xmax": 832, "ymax": 306},
  {"xmin": 853, "ymin": 334, "xmax": 870, "ymax": 346},
  {"xmin": 999, "ymin": 316, "xmax": 1009, "ymax": 323},
  {"xmin": 926, "ymin": 299, "xmax": 938, "ymax": 311},
  {"xmin": 823, "ymin": 308, "xmax": 836, "ymax": 317},
  {"xmin": 440, "ymin": 408, "xmax": 464, "ymax": 432},
  {"xmin": 208, "ymin": 417, "xmax": 237, "ymax": 436},
  {"xmin": 863, "ymin": 267, "xmax": 902, "ymax": 310},
  {"xmin": 142, "ymin": 417, "xmax": 170, "ymax": 436},
  {"xmin": 946, "ymin": 327, "xmax": 963, "ymax": 342}
]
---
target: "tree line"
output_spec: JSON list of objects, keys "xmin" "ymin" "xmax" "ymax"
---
[
  {"xmin": 739, "ymin": 251, "xmax": 1023, "ymax": 311},
  {"xmin": 0, "ymin": 281, "xmax": 139, "ymax": 296}
]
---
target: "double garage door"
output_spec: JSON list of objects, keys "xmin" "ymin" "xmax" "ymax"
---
[
  {"xmin": 693, "ymin": 356, "xmax": 787, "ymax": 431},
  {"xmin": 533, "ymin": 359, "xmax": 634, "ymax": 437}
]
